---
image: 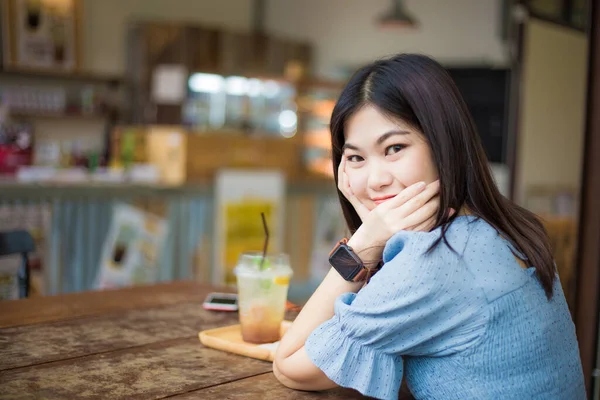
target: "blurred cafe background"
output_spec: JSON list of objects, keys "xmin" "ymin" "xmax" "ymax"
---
[{"xmin": 0, "ymin": 0, "xmax": 599, "ymax": 395}]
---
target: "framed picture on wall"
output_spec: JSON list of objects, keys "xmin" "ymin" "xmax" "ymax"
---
[{"xmin": 1, "ymin": 0, "xmax": 81, "ymax": 72}]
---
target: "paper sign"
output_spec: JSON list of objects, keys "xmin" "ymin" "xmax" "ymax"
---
[
  {"xmin": 214, "ymin": 170, "xmax": 286, "ymax": 286},
  {"xmin": 151, "ymin": 64, "xmax": 188, "ymax": 104},
  {"xmin": 95, "ymin": 204, "xmax": 168, "ymax": 290}
]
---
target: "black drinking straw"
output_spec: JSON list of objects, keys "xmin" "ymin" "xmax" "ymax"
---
[{"xmin": 260, "ymin": 212, "xmax": 269, "ymax": 270}]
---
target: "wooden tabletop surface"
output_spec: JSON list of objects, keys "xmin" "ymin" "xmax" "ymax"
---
[{"xmin": 0, "ymin": 281, "xmax": 370, "ymax": 399}]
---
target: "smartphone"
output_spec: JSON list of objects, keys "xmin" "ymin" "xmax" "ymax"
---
[{"xmin": 203, "ymin": 292, "xmax": 239, "ymax": 312}]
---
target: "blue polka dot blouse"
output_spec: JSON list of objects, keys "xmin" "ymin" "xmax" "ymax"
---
[{"xmin": 304, "ymin": 215, "xmax": 585, "ymax": 400}]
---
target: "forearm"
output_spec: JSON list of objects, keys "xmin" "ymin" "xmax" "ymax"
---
[
  {"xmin": 272, "ymin": 234, "xmax": 384, "ymax": 389},
  {"xmin": 275, "ymin": 234, "xmax": 379, "ymax": 361},
  {"xmin": 275, "ymin": 267, "xmax": 361, "ymax": 361}
]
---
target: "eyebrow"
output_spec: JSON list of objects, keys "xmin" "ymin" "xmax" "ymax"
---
[{"xmin": 342, "ymin": 130, "xmax": 410, "ymax": 152}]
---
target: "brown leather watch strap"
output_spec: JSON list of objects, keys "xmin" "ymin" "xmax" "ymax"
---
[
  {"xmin": 352, "ymin": 266, "xmax": 370, "ymax": 282},
  {"xmin": 329, "ymin": 237, "xmax": 349, "ymax": 258},
  {"xmin": 358, "ymin": 263, "xmax": 383, "ymax": 287},
  {"xmin": 353, "ymin": 264, "xmax": 382, "ymax": 283}
]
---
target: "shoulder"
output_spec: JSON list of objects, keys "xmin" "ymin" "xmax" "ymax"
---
[
  {"xmin": 373, "ymin": 216, "xmax": 485, "ymax": 297},
  {"xmin": 378, "ymin": 216, "xmax": 522, "ymax": 298},
  {"xmin": 381, "ymin": 215, "xmax": 531, "ymax": 303},
  {"xmin": 382, "ymin": 215, "xmax": 487, "ymax": 264}
]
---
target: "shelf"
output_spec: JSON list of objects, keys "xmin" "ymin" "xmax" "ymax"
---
[
  {"xmin": 0, "ymin": 175, "xmax": 334, "ymax": 199},
  {"xmin": 0, "ymin": 67, "xmax": 125, "ymax": 85},
  {"xmin": 10, "ymin": 111, "xmax": 110, "ymax": 121}
]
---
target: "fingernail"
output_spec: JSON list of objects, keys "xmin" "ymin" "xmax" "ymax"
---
[{"xmin": 416, "ymin": 181, "xmax": 426, "ymax": 189}]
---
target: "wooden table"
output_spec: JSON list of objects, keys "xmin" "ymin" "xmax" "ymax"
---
[{"xmin": 0, "ymin": 281, "xmax": 368, "ymax": 399}]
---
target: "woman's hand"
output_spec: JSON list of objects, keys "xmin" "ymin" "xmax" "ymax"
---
[
  {"xmin": 338, "ymin": 157, "xmax": 442, "ymax": 232},
  {"xmin": 337, "ymin": 158, "xmax": 448, "ymax": 264},
  {"xmin": 356, "ymin": 180, "xmax": 440, "ymax": 238}
]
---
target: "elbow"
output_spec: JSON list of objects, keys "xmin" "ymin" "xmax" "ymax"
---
[
  {"xmin": 272, "ymin": 359, "xmax": 288, "ymax": 387},
  {"xmin": 272, "ymin": 355, "xmax": 336, "ymax": 392},
  {"xmin": 273, "ymin": 359, "xmax": 304, "ymax": 390},
  {"xmin": 272, "ymin": 357, "xmax": 284, "ymax": 382},
  {"xmin": 272, "ymin": 349, "xmax": 296, "ymax": 385},
  {"xmin": 272, "ymin": 351, "xmax": 286, "ymax": 382}
]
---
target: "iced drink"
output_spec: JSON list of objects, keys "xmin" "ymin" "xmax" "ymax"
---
[{"xmin": 234, "ymin": 252, "xmax": 293, "ymax": 344}]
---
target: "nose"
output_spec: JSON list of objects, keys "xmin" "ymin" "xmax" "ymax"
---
[{"xmin": 367, "ymin": 160, "xmax": 394, "ymax": 192}]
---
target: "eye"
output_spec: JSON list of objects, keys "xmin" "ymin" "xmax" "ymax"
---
[
  {"xmin": 385, "ymin": 144, "xmax": 405, "ymax": 156},
  {"xmin": 346, "ymin": 154, "xmax": 364, "ymax": 162}
]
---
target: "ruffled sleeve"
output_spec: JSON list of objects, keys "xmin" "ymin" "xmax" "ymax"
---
[
  {"xmin": 305, "ymin": 225, "xmax": 489, "ymax": 400},
  {"xmin": 306, "ymin": 292, "xmax": 404, "ymax": 399}
]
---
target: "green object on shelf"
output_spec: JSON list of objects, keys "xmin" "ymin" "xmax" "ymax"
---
[
  {"xmin": 88, "ymin": 152, "xmax": 99, "ymax": 172},
  {"xmin": 121, "ymin": 130, "xmax": 136, "ymax": 169}
]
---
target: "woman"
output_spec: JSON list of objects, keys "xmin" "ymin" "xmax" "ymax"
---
[{"xmin": 272, "ymin": 54, "xmax": 585, "ymax": 399}]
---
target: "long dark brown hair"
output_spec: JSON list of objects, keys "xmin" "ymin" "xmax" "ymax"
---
[{"xmin": 330, "ymin": 54, "xmax": 556, "ymax": 298}]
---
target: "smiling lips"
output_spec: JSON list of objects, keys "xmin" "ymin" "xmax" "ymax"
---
[{"xmin": 372, "ymin": 195, "xmax": 397, "ymax": 205}]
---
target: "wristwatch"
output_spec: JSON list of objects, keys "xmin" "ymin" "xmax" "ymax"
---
[{"xmin": 328, "ymin": 238, "xmax": 381, "ymax": 282}]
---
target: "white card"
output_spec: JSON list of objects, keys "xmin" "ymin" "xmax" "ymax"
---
[
  {"xmin": 151, "ymin": 64, "xmax": 187, "ymax": 104},
  {"xmin": 257, "ymin": 341, "xmax": 280, "ymax": 353}
]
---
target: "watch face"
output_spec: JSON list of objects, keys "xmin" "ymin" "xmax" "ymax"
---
[{"xmin": 329, "ymin": 245, "xmax": 362, "ymax": 281}]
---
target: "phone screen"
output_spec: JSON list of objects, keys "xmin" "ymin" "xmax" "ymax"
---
[{"xmin": 209, "ymin": 297, "xmax": 237, "ymax": 305}]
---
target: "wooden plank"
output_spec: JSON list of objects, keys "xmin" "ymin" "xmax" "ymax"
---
[
  {"xmin": 0, "ymin": 302, "xmax": 239, "ymax": 371},
  {"xmin": 175, "ymin": 373, "xmax": 417, "ymax": 400},
  {"xmin": 0, "ymin": 338, "xmax": 273, "ymax": 400},
  {"xmin": 171, "ymin": 372, "xmax": 366, "ymax": 399},
  {"xmin": 0, "ymin": 281, "xmax": 227, "ymax": 328},
  {"xmin": 575, "ymin": 0, "xmax": 600, "ymax": 393}
]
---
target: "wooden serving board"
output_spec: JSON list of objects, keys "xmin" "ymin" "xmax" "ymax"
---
[{"xmin": 199, "ymin": 321, "xmax": 292, "ymax": 362}]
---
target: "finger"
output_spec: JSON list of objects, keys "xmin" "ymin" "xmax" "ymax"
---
[
  {"xmin": 337, "ymin": 157, "xmax": 353, "ymax": 198},
  {"xmin": 337, "ymin": 157, "xmax": 346, "ymax": 191},
  {"xmin": 407, "ymin": 206, "xmax": 455, "ymax": 231},
  {"xmin": 379, "ymin": 181, "xmax": 428, "ymax": 210},
  {"xmin": 410, "ymin": 216, "xmax": 437, "ymax": 232},
  {"xmin": 337, "ymin": 158, "xmax": 355, "ymax": 198},
  {"xmin": 396, "ymin": 180, "xmax": 440, "ymax": 217},
  {"xmin": 346, "ymin": 180, "xmax": 370, "ymax": 219},
  {"xmin": 399, "ymin": 195, "xmax": 440, "ymax": 229},
  {"xmin": 337, "ymin": 157, "xmax": 370, "ymax": 219},
  {"xmin": 410, "ymin": 206, "xmax": 455, "ymax": 232},
  {"xmin": 339, "ymin": 161, "xmax": 357, "ymax": 199}
]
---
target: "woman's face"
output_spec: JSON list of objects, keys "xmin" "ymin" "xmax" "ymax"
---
[{"xmin": 342, "ymin": 105, "xmax": 438, "ymax": 211}]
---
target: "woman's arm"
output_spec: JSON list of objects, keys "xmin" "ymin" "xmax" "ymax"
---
[
  {"xmin": 272, "ymin": 267, "xmax": 358, "ymax": 389},
  {"xmin": 273, "ymin": 236, "xmax": 379, "ymax": 389}
]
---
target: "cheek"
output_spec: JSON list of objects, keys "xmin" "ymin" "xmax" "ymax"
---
[
  {"xmin": 347, "ymin": 170, "xmax": 369, "ymax": 196},
  {"xmin": 421, "ymin": 150, "xmax": 438, "ymax": 181},
  {"xmin": 394, "ymin": 148, "xmax": 438, "ymax": 184},
  {"xmin": 413, "ymin": 153, "xmax": 437, "ymax": 182}
]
